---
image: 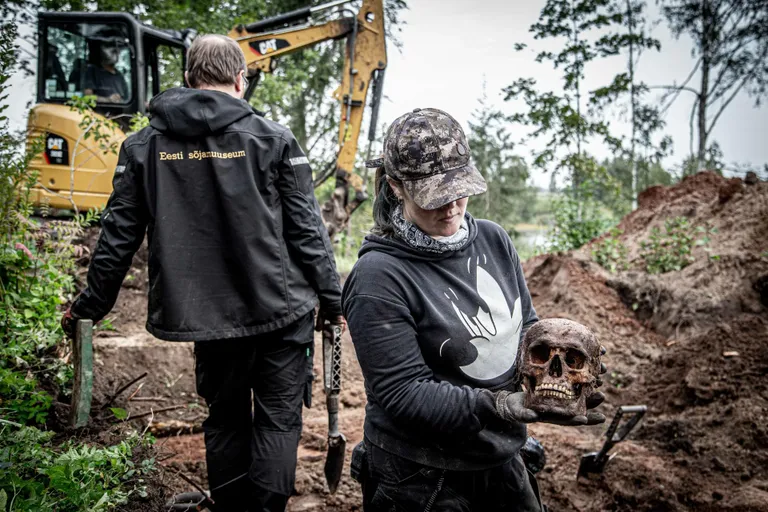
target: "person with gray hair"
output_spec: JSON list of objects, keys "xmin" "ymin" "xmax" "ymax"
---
[{"xmin": 62, "ymin": 34, "xmax": 345, "ymax": 511}]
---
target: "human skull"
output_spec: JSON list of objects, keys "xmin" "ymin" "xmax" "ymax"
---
[{"xmin": 517, "ymin": 319, "xmax": 602, "ymax": 417}]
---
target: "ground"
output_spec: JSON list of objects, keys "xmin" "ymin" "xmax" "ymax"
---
[{"xmin": 79, "ymin": 171, "xmax": 767, "ymax": 510}]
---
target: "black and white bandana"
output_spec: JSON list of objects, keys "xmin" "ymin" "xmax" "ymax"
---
[{"xmin": 391, "ymin": 203, "xmax": 470, "ymax": 254}]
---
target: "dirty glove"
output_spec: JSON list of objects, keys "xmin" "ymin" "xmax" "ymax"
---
[
  {"xmin": 494, "ymin": 345, "xmax": 609, "ymax": 426},
  {"xmin": 61, "ymin": 307, "xmax": 79, "ymax": 340},
  {"xmin": 493, "ymin": 390, "xmax": 605, "ymax": 426},
  {"xmin": 315, "ymin": 309, "xmax": 347, "ymax": 334}
]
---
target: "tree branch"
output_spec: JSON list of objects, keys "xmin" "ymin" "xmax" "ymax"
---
[
  {"xmin": 707, "ymin": 49, "xmax": 768, "ymax": 135},
  {"xmin": 658, "ymin": 58, "xmax": 702, "ymax": 115}
]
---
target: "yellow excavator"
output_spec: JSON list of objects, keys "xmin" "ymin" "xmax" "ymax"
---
[{"xmin": 27, "ymin": 0, "xmax": 387, "ymax": 237}]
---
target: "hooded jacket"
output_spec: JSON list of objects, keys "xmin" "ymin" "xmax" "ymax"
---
[
  {"xmin": 342, "ymin": 216, "xmax": 538, "ymax": 470},
  {"xmin": 72, "ymin": 88, "xmax": 342, "ymax": 341}
]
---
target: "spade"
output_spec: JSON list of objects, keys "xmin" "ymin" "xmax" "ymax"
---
[{"xmin": 323, "ymin": 323, "xmax": 346, "ymax": 493}]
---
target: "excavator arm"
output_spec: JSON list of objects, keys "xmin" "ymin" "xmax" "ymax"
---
[{"xmin": 228, "ymin": 0, "xmax": 387, "ymax": 238}]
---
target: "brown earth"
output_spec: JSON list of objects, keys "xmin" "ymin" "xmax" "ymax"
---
[{"xmin": 80, "ymin": 171, "xmax": 767, "ymax": 510}]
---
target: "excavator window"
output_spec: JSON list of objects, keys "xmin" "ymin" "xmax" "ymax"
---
[
  {"xmin": 145, "ymin": 38, "xmax": 184, "ymax": 103},
  {"xmin": 42, "ymin": 22, "xmax": 133, "ymax": 105}
]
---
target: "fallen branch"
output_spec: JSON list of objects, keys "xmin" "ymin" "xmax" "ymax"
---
[
  {"xmin": 130, "ymin": 396, "xmax": 168, "ymax": 402},
  {"xmin": 149, "ymin": 420, "xmax": 203, "ymax": 437},
  {"xmin": 161, "ymin": 464, "xmax": 211, "ymax": 501},
  {"xmin": 118, "ymin": 404, "xmax": 184, "ymax": 422},
  {"xmin": 101, "ymin": 372, "xmax": 148, "ymax": 409}
]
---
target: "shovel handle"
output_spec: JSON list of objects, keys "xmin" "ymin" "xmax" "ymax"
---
[
  {"xmin": 596, "ymin": 405, "xmax": 647, "ymax": 461},
  {"xmin": 323, "ymin": 324, "xmax": 343, "ymax": 394}
]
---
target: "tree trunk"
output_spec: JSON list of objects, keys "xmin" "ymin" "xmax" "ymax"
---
[
  {"xmin": 697, "ymin": 0, "xmax": 712, "ymax": 171},
  {"xmin": 628, "ymin": 0, "xmax": 637, "ymax": 209}
]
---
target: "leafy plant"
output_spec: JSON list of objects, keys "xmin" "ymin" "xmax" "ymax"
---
[
  {"xmin": 640, "ymin": 216, "xmax": 714, "ymax": 274},
  {"xmin": 592, "ymin": 227, "xmax": 629, "ymax": 272},
  {"xmin": 547, "ymin": 175, "xmax": 614, "ymax": 252},
  {"xmin": 0, "ymin": 424, "xmax": 156, "ymax": 511},
  {"xmin": 129, "ymin": 112, "xmax": 150, "ymax": 133}
]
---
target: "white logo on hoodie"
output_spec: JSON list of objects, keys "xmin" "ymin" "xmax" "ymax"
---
[{"xmin": 442, "ymin": 255, "xmax": 523, "ymax": 381}]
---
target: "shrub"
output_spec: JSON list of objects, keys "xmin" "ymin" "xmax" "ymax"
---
[
  {"xmin": 592, "ymin": 227, "xmax": 629, "ymax": 272},
  {"xmin": 640, "ymin": 216, "xmax": 714, "ymax": 274},
  {"xmin": 547, "ymin": 180, "xmax": 613, "ymax": 253}
]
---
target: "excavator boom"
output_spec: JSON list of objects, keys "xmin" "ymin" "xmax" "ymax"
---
[{"xmin": 229, "ymin": 0, "xmax": 387, "ymax": 237}]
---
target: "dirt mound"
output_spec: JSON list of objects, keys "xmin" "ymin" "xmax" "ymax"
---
[{"xmin": 525, "ymin": 172, "xmax": 768, "ymax": 510}]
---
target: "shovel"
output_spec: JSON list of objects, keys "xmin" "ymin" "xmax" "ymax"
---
[
  {"xmin": 577, "ymin": 405, "xmax": 647, "ymax": 480},
  {"xmin": 322, "ymin": 323, "xmax": 346, "ymax": 494}
]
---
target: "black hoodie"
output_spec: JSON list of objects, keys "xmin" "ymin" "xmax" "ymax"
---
[
  {"xmin": 72, "ymin": 88, "xmax": 342, "ymax": 340},
  {"xmin": 342, "ymin": 216, "xmax": 538, "ymax": 470}
]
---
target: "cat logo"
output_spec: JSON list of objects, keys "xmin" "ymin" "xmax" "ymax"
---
[
  {"xmin": 44, "ymin": 134, "xmax": 69, "ymax": 165},
  {"xmin": 249, "ymin": 38, "xmax": 290, "ymax": 56},
  {"xmin": 258, "ymin": 39, "xmax": 278, "ymax": 54}
]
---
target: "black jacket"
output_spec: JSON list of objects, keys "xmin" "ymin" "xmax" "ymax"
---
[
  {"xmin": 72, "ymin": 88, "xmax": 342, "ymax": 341},
  {"xmin": 342, "ymin": 217, "xmax": 538, "ymax": 470}
]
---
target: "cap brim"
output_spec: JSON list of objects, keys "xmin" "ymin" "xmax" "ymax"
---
[{"xmin": 403, "ymin": 163, "xmax": 487, "ymax": 210}]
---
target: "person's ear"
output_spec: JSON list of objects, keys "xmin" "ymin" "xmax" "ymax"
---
[
  {"xmin": 235, "ymin": 70, "xmax": 245, "ymax": 96},
  {"xmin": 184, "ymin": 70, "xmax": 190, "ymax": 88},
  {"xmin": 386, "ymin": 176, "xmax": 403, "ymax": 201}
]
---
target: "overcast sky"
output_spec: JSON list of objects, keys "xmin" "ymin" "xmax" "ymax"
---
[{"xmin": 7, "ymin": 0, "xmax": 767, "ymax": 188}]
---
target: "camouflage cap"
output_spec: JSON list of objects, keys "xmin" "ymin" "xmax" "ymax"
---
[{"xmin": 379, "ymin": 108, "xmax": 487, "ymax": 210}]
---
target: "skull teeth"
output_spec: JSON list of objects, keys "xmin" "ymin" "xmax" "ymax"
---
[{"xmin": 534, "ymin": 383, "xmax": 576, "ymax": 398}]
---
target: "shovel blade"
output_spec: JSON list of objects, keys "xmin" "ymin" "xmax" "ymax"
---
[
  {"xmin": 324, "ymin": 433, "xmax": 347, "ymax": 494},
  {"xmin": 577, "ymin": 452, "xmax": 603, "ymax": 480}
]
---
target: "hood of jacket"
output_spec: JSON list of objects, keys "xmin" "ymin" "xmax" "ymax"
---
[
  {"xmin": 358, "ymin": 213, "xmax": 479, "ymax": 262},
  {"xmin": 149, "ymin": 88, "xmax": 253, "ymax": 138}
]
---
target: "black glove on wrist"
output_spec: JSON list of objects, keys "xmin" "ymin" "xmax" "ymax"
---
[{"xmin": 494, "ymin": 390, "xmax": 606, "ymax": 426}]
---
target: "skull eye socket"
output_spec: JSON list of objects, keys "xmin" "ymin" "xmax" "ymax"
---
[
  {"xmin": 565, "ymin": 349, "xmax": 586, "ymax": 369},
  {"xmin": 530, "ymin": 344, "xmax": 551, "ymax": 364}
]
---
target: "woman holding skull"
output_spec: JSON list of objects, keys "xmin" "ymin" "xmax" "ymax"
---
[{"xmin": 342, "ymin": 108, "xmax": 606, "ymax": 511}]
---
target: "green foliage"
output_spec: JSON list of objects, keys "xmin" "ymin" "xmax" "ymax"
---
[
  {"xmin": 0, "ymin": 425, "xmax": 156, "ymax": 511},
  {"xmin": 547, "ymin": 177, "xmax": 614, "ymax": 253},
  {"xmin": 640, "ymin": 216, "xmax": 714, "ymax": 274},
  {"xmin": 129, "ymin": 112, "xmax": 150, "ymax": 133},
  {"xmin": 66, "ymin": 95, "xmax": 120, "ymax": 156},
  {"xmin": 592, "ymin": 227, "xmax": 629, "ymax": 272},
  {"xmin": 504, "ymin": 0, "xmax": 622, "ymax": 187}
]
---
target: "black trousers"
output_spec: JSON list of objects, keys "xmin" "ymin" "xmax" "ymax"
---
[
  {"xmin": 362, "ymin": 441, "xmax": 543, "ymax": 512},
  {"xmin": 194, "ymin": 312, "xmax": 314, "ymax": 512}
]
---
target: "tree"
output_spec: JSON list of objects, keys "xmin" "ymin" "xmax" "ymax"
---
[
  {"xmin": 658, "ymin": 0, "xmax": 768, "ymax": 172},
  {"xmin": 589, "ymin": 0, "xmax": 670, "ymax": 209},
  {"xmin": 602, "ymin": 156, "xmax": 673, "ymax": 212},
  {"xmin": 504, "ymin": 0, "xmax": 623, "ymax": 193},
  {"xmin": 467, "ymin": 89, "xmax": 536, "ymax": 231}
]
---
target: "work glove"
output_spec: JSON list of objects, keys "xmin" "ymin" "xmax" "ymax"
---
[
  {"xmin": 315, "ymin": 308, "xmax": 347, "ymax": 334},
  {"xmin": 61, "ymin": 307, "xmax": 79, "ymax": 340},
  {"xmin": 495, "ymin": 345, "xmax": 609, "ymax": 426}
]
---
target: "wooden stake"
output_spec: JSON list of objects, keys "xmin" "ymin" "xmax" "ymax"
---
[{"xmin": 70, "ymin": 319, "xmax": 93, "ymax": 428}]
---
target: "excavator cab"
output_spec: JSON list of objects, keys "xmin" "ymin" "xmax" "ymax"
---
[{"xmin": 29, "ymin": 12, "xmax": 194, "ymax": 211}]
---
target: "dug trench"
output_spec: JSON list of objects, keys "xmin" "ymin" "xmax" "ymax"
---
[{"xmin": 77, "ymin": 171, "xmax": 767, "ymax": 511}]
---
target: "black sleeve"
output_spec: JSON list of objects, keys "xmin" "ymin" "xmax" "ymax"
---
[
  {"xmin": 275, "ymin": 130, "xmax": 342, "ymax": 316},
  {"xmin": 344, "ymin": 292, "xmax": 498, "ymax": 435},
  {"xmin": 71, "ymin": 142, "xmax": 148, "ymax": 321}
]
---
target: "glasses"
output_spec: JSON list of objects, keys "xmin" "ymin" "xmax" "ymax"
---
[{"xmin": 242, "ymin": 73, "xmax": 249, "ymax": 90}]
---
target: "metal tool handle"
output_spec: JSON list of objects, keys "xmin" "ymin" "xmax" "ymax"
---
[{"xmin": 596, "ymin": 405, "xmax": 647, "ymax": 461}]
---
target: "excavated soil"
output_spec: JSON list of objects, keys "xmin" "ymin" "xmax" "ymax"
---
[{"xmin": 78, "ymin": 171, "xmax": 767, "ymax": 510}]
